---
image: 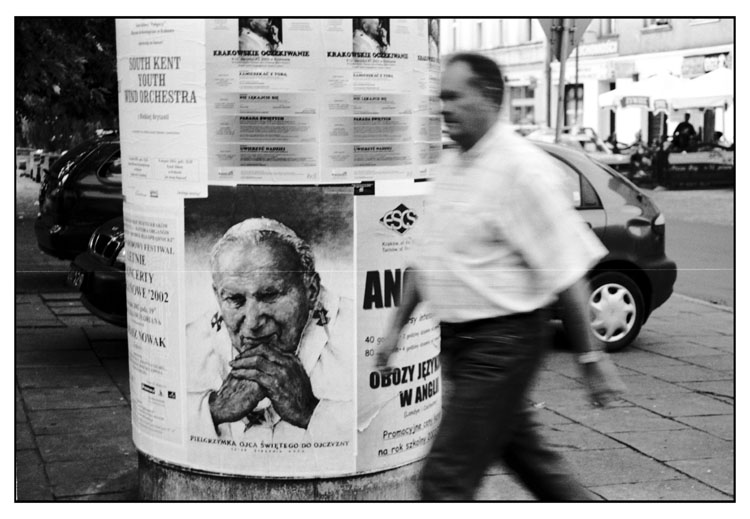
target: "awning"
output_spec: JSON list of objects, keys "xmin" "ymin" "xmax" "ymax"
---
[
  {"xmin": 598, "ymin": 73, "xmax": 691, "ymax": 113},
  {"xmin": 670, "ymin": 67, "xmax": 733, "ymax": 109}
]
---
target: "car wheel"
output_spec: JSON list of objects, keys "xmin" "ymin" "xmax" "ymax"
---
[{"xmin": 588, "ymin": 272, "xmax": 644, "ymax": 352}]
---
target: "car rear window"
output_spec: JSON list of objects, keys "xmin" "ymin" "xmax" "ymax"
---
[{"xmin": 48, "ymin": 140, "xmax": 101, "ymax": 179}]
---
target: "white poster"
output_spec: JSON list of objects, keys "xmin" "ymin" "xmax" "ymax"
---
[
  {"xmin": 124, "ymin": 201, "xmax": 185, "ymax": 447},
  {"xmin": 355, "ymin": 181, "xmax": 442, "ymax": 473},
  {"xmin": 116, "ymin": 19, "xmax": 209, "ymax": 198}
]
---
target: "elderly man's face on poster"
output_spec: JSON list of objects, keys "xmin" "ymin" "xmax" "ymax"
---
[{"xmin": 212, "ymin": 238, "xmax": 318, "ymax": 355}]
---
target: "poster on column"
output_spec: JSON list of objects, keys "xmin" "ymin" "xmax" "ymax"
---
[
  {"xmin": 115, "ymin": 19, "xmax": 208, "ymax": 199},
  {"xmin": 355, "ymin": 181, "xmax": 442, "ymax": 473},
  {"xmin": 205, "ymin": 19, "xmax": 324, "ymax": 184},
  {"xmin": 321, "ymin": 19, "xmax": 425, "ymax": 182},
  {"xmin": 413, "ymin": 18, "xmax": 443, "ymax": 178},
  {"xmin": 124, "ymin": 201, "xmax": 185, "ymax": 450},
  {"xmin": 181, "ymin": 185, "xmax": 356, "ymax": 477}
]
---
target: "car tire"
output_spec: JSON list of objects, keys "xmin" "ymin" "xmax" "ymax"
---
[{"xmin": 588, "ymin": 272, "xmax": 645, "ymax": 352}]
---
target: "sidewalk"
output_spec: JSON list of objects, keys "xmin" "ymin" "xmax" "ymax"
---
[{"xmin": 15, "ymin": 291, "xmax": 734, "ymax": 501}]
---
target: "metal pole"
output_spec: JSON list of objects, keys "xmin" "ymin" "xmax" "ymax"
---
[
  {"xmin": 544, "ymin": 28, "xmax": 552, "ymax": 127},
  {"xmin": 573, "ymin": 31, "xmax": 581, "ymax": 125},
  {"xmin": 555, "ymin": 19, "xmax": 570, "ymax": 143}
]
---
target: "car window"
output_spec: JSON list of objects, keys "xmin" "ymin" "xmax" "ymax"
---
[
  {"xmin": 71, "ymin": 143, "xmax": 120, "ymax": 187},
  {"xmin": 550, "ymin": 155, "xmax": 601, "ymax": 209},
  {"xmin": 48, "ymin": 140, "xmax": 100, "ymax": 179},
  {"xmin": 98, "ymin": 152, "xmax": 122, "ymax": 184}
]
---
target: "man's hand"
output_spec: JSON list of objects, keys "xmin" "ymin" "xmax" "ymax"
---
[
  {"xmin": 209, "ymin": 375, "xmax": 266, "ymax": 425},
  {"xmin": 581, "ymin": 353, "xmax": 627, "ymax": 407},
  {"xmin": 374, "ymin": 328, "xmax": 399, "ymax": 375},
  {"xmin": 230, "ymin": 344, "xmax": 318, "ymax": 429}
]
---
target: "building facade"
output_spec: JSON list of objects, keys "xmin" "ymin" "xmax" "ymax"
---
[{"xmin": 440, "ymin": 18, "xmax": 734, "ymax": 144}]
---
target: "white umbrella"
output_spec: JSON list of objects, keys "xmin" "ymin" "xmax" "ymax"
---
[
  {"xmin": 670, "ymin": 67, "xmax": 733, "ymax": 109},
  {"xmin": 599, "ymin": 73, "xmax": 690, "ymax": 113}
]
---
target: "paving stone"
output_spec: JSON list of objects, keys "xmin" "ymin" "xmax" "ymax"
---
[
  {"xmin": 624, "ymin": 392, "xmax": 733, "ymax": 418},
  {"xmin": 46, "ymin": 300, "xmax": 87, "ymax": 309},
  {"xmin": 15, "ymin": 299, "xmax": 59, "ymax": 322},
  {"xmin": 611, "ymin": 350, "xmax": 686, "ymax": 370},
  {"xmin": 16, "ymin": 421, "xmax": 37, "ymax": 450},
  {"xmin": 91, "ymin": 339, "xmax": 129, "ymax": 359},
  {"xmin": 476, "ymin": 473, "xmax": 536, "ymax": 501},
  {"xmin": 47, "ymin": 454, "xmax": 138, "ymax": 498},
  {"xmin": 528, "ymin": 387, "xmax": 596, "ymax": 409},
  {"xmin": 22, "ymin": 386, "xmax": 128, "ymax": 411},
  {"xmin": 36, "ymin": 431, "xmax": 137, "ymax": 463},
  {"xmin": 16, "ymin": 366, "xmax": 115, "ymax": 389},
  {"xmin": 610, "ymin": 429, "xmax": 733, "ymax": 462},
  {"xmin": 553, "ymin": 406, "xmax": 688, "ymax": 434},
  {"xmin": 15, "ymin": 449, "xmax": 53, "ymax": 501},
  {"xmin": 15, "ymin": 385, "xmax": 28, "ymax": 423},
  {"xmin": 532, "ymin": 370, "xmax": 584, "ymax": 391},
  {"xmin": 628, "ymin": 363, "xmax": 732, "ymax": 383},
  {"xmin": 83, "ymin": 325, "xmax": 128, "ymax": 341},
  {"xmin": 673, "ymin": 415, "xmax": 734, "ymax": 441},
  {"xmin": 50, "ymin": 307, "xmax": 91, "ymax": 317},
  {"xmin": 541, "ymin": 423, "xmax": 626, "ymax": 452},
  {"xmin": 531, "ymin": 407, "xmax": 574, "ymax": 426},
  {"xmin": 682, "ymin": 355, "xmax": 734, "ymax": 372},
  {"xmin": 15, "ymin": 327, "xmax": 89, "ymax": 351},
  {"xmin": 616, "ymin": 374, "xmax": 691, "ymax": 396},
  {"xmin": 102, "ymin": 358, "xmax": 131, "ymax": 396},
  {"xmin": 636, "ymin": 341, "xmax": 727, "ymax": 357},
  {"xmin": 688, "ymin": 335, "xmax": 734, "ymax": 353},
  {"xmin": 27, "ymin": 406, "xmax": 133, "ymax": 436},
  {"xmin": 667, "ymin": 456, "xmax": 735, "ymax": 496},
  {"xmin": 16, "ymin": 350, "xmax": 101, "ymax": 368},
  {"xmin": 41, "ymin": 293, "xmax": 82, "ymax": 302},
  {"xmin": 15, "ymin": 319, "xmax": 64, "ymax": 329},
  {"xmin": 678, "ymin": 379, "xmax": 734, "ymax": 398},
  {"xmin": 564, "ymin": 448, "xmax": 684, "ymax": 487},
  {"xmin": 589, "ymin": 478, "xmax": 731, "ymax": 501},
  {"xmin": 60, "ymin": 315, "xmax": 115, "ymax": 327}
]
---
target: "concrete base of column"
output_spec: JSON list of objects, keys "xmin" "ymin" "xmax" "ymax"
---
[{"xmin": 138, "ymin": 452, "xmax": 423, "ymax": 500}]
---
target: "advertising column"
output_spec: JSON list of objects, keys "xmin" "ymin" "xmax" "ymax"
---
[{"xmin": 117, "ymin": 18, "xmax": 442, "ymax": 484}]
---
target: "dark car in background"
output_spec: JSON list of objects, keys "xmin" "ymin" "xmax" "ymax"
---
[
  {"xmin": 68, "ymin": 217, "xmax": 127, "ymax": 327},
  {"xmin": 75, "ymin": 141, "xmax": 676, "ymax": 350},
  {"xmin": 34, "ymin": 133, "xmax": 123, "ymax": 259}
]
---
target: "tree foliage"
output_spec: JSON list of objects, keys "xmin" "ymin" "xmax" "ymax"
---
[{"xmin": 15, "ymin": 18, "xmax": 119, "ymax": 151}]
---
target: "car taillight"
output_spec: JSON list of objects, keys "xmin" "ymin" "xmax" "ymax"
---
[{"xmin": 652, "ymin": 213, "xmax": 665, "ymax": 236}]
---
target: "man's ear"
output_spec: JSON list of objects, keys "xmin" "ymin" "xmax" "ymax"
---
[{"xmin": 306, "ymin": 272, "xmax": 321, "ymax": 306}]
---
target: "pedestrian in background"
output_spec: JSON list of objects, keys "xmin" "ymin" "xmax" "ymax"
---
[{"xmin": 376, "ymin": 52, "xmax": 626, "ymax": 501}]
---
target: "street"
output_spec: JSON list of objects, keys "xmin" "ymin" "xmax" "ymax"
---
[{"xmin": 15, "ymin": 175, "xmax": 735, "ymax": 500}]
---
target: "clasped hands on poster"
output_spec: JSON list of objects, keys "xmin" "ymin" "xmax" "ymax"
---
[{"xmin": 209, "ymin": 343, "xmax": 319, "ymax": 430}]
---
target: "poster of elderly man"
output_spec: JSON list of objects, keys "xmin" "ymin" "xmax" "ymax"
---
[{"xmin": 184, "ymin": 185, "xmax": 355, "ymax": 477}]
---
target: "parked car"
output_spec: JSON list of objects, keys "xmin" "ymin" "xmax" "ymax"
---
[
  {"xmin": 526, "ymin": 126, "xmax": 635, "ymax": 179},
  {"xmin": 35, "ymin": 133, "xmax": 123, "ymax": 259},
  {"xmin": 68, "ymin": 217, "xmax": 127, "ymax": 327},
  {"xmin": 533, "ymin": 140, "xmax": 677, "ymax": 351}
]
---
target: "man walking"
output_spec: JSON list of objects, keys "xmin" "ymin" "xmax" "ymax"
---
[{"xmin": 376, "ymin": 53, "xmax": 625, "ymax": 501}]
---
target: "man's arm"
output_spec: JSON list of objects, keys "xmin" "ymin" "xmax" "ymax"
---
[
  {"xmin": 375, "ymin": 268, "xmax": 421, "ymax": 373},
  {"xmin": 558, "ymin": 277, "xmax": 626, "ymax": 407}
]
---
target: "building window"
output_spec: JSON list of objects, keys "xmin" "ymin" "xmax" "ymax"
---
[
  {"xmin": 643, "ymin": 18, "xmax": 671, "ymax": 28},
  {"xmin": 509, "ymin": 85, "xmax": 536, "ymax": 125},
  {"xmin": 520, "ymin": 19, "xmax": 532, "ymax": 42},
  {"xmin": 599, "ymin": 18, "xmax": 616, "ymax": 36}
]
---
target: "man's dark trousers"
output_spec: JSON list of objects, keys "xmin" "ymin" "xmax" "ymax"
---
[{"xmin": 420, "ymin": 310, "xmax": 594, "ymax": 501}]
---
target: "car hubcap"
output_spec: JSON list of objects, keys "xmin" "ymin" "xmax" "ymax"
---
[{"xmin": 589, "ymin": 283, "xmax": 636, "ymax": 343}]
